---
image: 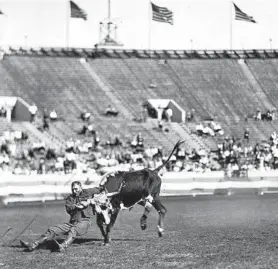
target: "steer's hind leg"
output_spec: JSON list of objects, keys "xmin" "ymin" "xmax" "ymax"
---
[{"xmin": 153, "ymin": 198, "xmax": 167, "ymax": 237}]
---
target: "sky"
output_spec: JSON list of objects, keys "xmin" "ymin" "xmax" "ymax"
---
[{"xmin": 0, "ymin": 0, "xmax": 277, "ymax": 50}]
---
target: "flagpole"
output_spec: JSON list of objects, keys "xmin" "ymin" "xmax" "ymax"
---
[
  {"xmin": 66, "ymin": 1, "xmax": 70, "ymax": 48},
  {"xmin": 148, "ymin": 1, "xmax": 151, "ymax": 53},
  {"xmin": 230, "ymin": 1, "xmax": 233, "ymax": 51}
]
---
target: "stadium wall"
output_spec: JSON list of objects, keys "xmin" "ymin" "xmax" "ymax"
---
[{"xmin": 1, "ymin": 171, "xmax": 278, "ymax": 205}]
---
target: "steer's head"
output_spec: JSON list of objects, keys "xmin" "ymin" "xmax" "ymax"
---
[{"xmin": 90, "ymin": 183, "xmax": 123, "ymax": 225}]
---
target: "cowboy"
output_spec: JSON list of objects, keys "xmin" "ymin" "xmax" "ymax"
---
[{"xmin": 20, "ymin": 181, "xmax": 101, "ymax": 252}]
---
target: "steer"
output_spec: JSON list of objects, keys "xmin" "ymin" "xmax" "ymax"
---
[{"xmin": 96, "ymin": 140, "xmax": 184, "ymax": 245}]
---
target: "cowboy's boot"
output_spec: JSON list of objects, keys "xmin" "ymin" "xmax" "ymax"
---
[
  {"xmin": 54, "ymin": 234, "xmax": 75, "ymax": 252},
  {"xmin": 20, "ymin": 235, "xmax": 48, "ymax": 251}
]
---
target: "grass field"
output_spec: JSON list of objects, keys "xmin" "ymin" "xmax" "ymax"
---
[{"xmin": 1, "ymin": 194, "xmax": 278, "ymax": 269}]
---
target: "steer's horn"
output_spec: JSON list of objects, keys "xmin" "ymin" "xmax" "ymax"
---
[
  {"xmin": 99, "ymin": 171, "xmax": 117, "ymax": 186},
  {"xmin": 106, "ymin": 182, "xmax": 124, "ymax": 197}
]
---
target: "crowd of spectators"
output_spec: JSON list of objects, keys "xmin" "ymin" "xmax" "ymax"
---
[
  {"xmin": 253, "ymin": 109, "xmax": 275, "ymax": 121},
  {"xmin": 2, "ymin": 123, "xmax": 278, "ymax": 177},
  {"xmin": 195, "ymin": 121, "xmax": 224, "ymax": 137},
  {"xmin": 2, "ymin": 102, "xmax": 278, "ymax": 178},
  {"xmin": 0, "ymin": 123, "xmax": 221, "ymax": 176},
  {"xmin": 215, "ymin": 131, "xmax": 278, "ymax": 177},
  {"xmin": 193, "ymin": 118, "xmax": 278, "ymax": 177}
]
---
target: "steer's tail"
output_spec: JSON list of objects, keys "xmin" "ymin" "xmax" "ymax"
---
[{"xmin": 153, "ymin": 140, "xmax": 184, "ymax": 173}]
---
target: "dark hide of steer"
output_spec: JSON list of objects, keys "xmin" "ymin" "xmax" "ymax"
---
[{"xmin": 96, "ymin": 140, "xmax": 184, "ymax": 244}]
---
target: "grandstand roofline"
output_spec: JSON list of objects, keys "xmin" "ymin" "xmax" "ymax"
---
[{"xmin": 2, "ymin": 47, "xmax": 278, "ymax": 60}]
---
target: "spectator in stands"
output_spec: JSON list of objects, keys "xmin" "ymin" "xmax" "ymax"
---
[
  {"xmin": 29, "ymin": 103, "xmax": 38, "ymax": 123},
  {"xmin": 13, "ymin": 130, "xmax": 22, "ymax": 141},
  {"xmin": 13, "ymin": 162, "xmax": 24, "ymax": 175},
  {"xmin": 64, "ymin": 151, "xmax": 76, "ymax": 173},
  {"xmin": 0, "ymin": 106, "xmax": 6, "ymax": 118},
  {"xmin": 270, "ymin": 131, "xmax": 277, "ymax": 142},
  {"xmin": 22, "ymin": 131, "xmax": 28, "ymax": 141},
  {"xmin": 80, "ymin": 124, "xmax": 95, "ymax": 136},
  {"xmin": 191, "ymin": 109, "xmax": 195, "ymax": 122},
  {"xmin": 80, "ymin": 112, "xmax": 91, "ymax": 121},
  {"xmin": 107, "ymin": 136, "xmax": 122, "ymax": 147},
  {"xmin": 38, "ymin": 158, "xmax": 46, "ymax": 174},
  {"xmin": 186, "ymin": 111, "xmax": 192, "ymax": 122},
  {"xmin": 66, "ymin": 139, "xmax": 75, "ymax": 152},
  {"xmin": 196, "ymin": 123, "xmax": 204, "ymax": 136},
  {"xmin": 105, "ymin": 105, "xmax": 119, "ymax": 117},
  {"xmin": 255, "ymin": 109, "xmax": 261, "ymax": 121},
  {"xmin": 271, "ymin": 110, "xmax": 275, "ymax": 121},
  {"xmin": 0, "ymin": 152, "xmax": 10, "ymax": 168},
  {"xmin": 50, "ymin": 110, "xmax": 58, "ymax": 121},
  {"xmin": 165, "ymin": 107, "xmax": 173, "ymax": 122},
  {"xmin": 244, "ymin": 129, "xmax": 250, "ymax": 143},
  {"xmin": 32, "ymin": 141, "xmax": 46, "ymax": 153},
  {"xmin": 131, "ymin": 135, "xmax": 138, "ymax": 148},
  {"xmin": 79, "ymin": 125, "xmax": 88, "ymax": 135},
  {"xmin": 186, "ymin": 109, "xmax": 194, "ymax": 122},
  {"xmin": 46, "ymin": 148, "xmax": 56, "ymax": 160},
  {"xmin": 157, "ymin": 106, "xmax": 163, "ymax": 122},
  {"xmin": 265, "ymin": 109, "xmax": 275, "ymax": 121},
  {"xmin": 158, "ymin": 120, "xmax": 163, "ymax": 131},
  {"xmin": 202, "ymin": 125, "xmax": 214, "ymax": 136},
  {"xmin": 210, "ymin": 121, "xmax": 224, "ymax": 136},
  {"xmin": 43, "ymin": 110, "xmax": 50, "ymax": 131},
  {"xmin": 87, "ymin": 124, "xmax": 95, "ymax": 136},
  {"xmin": 266, "ymin": 110, "xmax": 272, "ymax": 121},
  {"xmin": 94, "ymin": 132, "xmax": 100, "ymax": 148},
  {"xmin": 136, "ymin": 132, "xmax": 144, "ymax": 151}
]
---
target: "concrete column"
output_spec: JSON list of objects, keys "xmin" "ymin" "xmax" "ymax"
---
[{"xmin": 6, "ymin": 107, "xmax": 12, "ymax": 122}]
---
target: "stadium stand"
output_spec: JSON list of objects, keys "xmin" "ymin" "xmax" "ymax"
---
[{"xmin": 2, "ymin": 48, "xmax": 278, "ymax": 176}]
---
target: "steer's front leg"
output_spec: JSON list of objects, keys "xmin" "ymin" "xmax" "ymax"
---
[
  {"xmin": 96, "ymin": 213, "xmax": 107, "ymax": 242},
  {"xmin": 105, "ymin": 209, "xmax": 120, "ymax": 245}
]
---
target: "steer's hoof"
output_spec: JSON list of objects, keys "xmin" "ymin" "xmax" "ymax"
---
[
  {"xmin": 157, "ymin": 226, "xmax": 164, "ymax": 237},
  {"xmin": 158, "ymin": 231, "xmax": 164, "ymax": 237}
]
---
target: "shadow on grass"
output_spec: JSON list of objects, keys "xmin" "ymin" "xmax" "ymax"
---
[{"xmin": 8, "ymin": 237, "xmax": 146, "ymax": 252}]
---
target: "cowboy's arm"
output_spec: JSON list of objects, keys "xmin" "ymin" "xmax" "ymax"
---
[
  {"xmin": 86, "ymin": 187, "xmax": 102, "ymax": 197},
  {"xmin": 65, "ymin": 196, "xmax": 78, "ymax": 214},
  {"xmin": 79, "ymin": 187, "xmax": 102, "ymax": 207}
]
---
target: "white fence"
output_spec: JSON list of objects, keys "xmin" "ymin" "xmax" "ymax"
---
[{"xmin": 1, "ymin": 171, "xmax": 278, "ymax": 205}]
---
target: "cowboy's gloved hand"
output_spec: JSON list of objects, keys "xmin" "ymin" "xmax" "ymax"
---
[
  {"xmin": 88, "ymin": 198, "xmax": 96, "ymax": 205},
  {"xmin": 80, "ymin": 201, "xmax": 90, "ymax": 207},
  {"xmin": 75, "ymin": 204, "xmax": 85, "ymax": 209}
]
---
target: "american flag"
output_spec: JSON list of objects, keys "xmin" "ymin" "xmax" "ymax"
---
[
  {"xmin": 151, "ymin": 2, "xmax": 173, "ymax": 25},
  {"xmin": 234, "ymin": 3, "xmax": 256, "ymax": 23},
  {"xmin": 70, "ymin": 1, "xmax": 87, "ymax": 20}
]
